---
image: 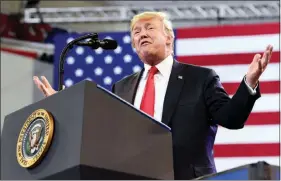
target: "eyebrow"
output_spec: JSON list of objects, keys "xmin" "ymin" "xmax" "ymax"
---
[
  {"xmin": 144, "ymin": 23, "xmax": 153, "ymax": 28},
  {"xmin": 133, "ymin": 27, "xmax": 140, "ymax": 32},
  {"xmin": 133, "ymin": 22, "xmax": 153, "ymax": 31}
]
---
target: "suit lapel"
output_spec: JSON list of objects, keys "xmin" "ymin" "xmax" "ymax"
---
[
  {"xmin": 123, "ymin": 69, "xmax": 144, "ymax": 104},
  {"xmin": 162, "ymin": 61, "xmax": 185, "ymax": 126}
]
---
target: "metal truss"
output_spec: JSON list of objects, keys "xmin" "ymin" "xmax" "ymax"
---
[{"xmin": 24, "ymin": 1, "xmax": 280, "ymax": 23}]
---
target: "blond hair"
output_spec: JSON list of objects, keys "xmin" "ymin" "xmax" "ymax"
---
[{"xmin": 130, "ymin": 11, "xmax": 175, "ymax": 51}]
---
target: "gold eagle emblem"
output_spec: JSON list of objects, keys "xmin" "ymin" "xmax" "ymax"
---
[{"xmin": 16, "ymin": 109, "xmax": 54, "ymax": 168}]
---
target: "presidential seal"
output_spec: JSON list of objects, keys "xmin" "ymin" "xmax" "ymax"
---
[{"xmin": 16, "ymin": 109, "xmax": 54, "ymax": 168}]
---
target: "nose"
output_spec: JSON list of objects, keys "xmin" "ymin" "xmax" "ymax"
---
[
  {"xmin": 139, "ymin": 29, "xmax": 148, "ymax": 39},
  {"xmin": 139, "ymin": 31, "xmax": 148, "ymax": 44},
  {"xmin": 140, "ymin": 34, "xmax": 148, "ymax": 40}
]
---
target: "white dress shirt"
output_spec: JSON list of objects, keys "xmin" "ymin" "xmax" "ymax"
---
[
  {"xmin": 134, "ymin": 55, "xmax": 257, "ymax": 123},
  {"xmin": 134, "ymin": 55, "xmax": 174, "ymax": 122}
]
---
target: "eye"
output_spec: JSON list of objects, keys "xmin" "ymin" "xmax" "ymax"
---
[{"xmin": 133, "ymin": 31, "xmax": 140, "ymax": 35}]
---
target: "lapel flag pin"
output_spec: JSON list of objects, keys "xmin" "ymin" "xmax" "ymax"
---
[{"xmin": 178, "ymin": 75, "xmax": 183, "ymax": 79}]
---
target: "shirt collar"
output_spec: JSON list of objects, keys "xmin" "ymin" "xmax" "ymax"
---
[{"xmin": 143, "ymin": 55, "xmax": 174, "ymax": 79}]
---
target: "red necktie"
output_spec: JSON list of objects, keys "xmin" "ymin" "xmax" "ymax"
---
[{"xmin": 140, "ymin": 66, "xmax": 158, "ymax": 117}]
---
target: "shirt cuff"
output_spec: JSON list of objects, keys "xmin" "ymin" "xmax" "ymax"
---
[{"xmin": 244, "ymin": 76, "xmax": 257, "ymax": 95}]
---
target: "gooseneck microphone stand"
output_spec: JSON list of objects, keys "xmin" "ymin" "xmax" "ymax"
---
[{"xmin": 58, "ymin": 33, "xmax": 98, "ymax": 91}]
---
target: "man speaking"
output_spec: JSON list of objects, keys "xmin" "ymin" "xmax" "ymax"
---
[{"xmin": 33, "ymin": 11, "xmax": 274, "ymax": 179}]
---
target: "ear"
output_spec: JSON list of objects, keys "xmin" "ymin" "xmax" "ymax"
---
[
  {"xmin": 131, "ymin": 35, "xmax": 136, "ymax": 48},
  {"xmin": 166, "ymin": 34, "xmax": 173, "ymax": 46}
]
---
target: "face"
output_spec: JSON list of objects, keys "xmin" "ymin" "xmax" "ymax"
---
[{"xmin": 131, "ymin": 17, "xmax": 172, "ymax": 65}]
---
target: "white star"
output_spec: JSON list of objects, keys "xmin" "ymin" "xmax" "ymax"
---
[
  {"xmin": 113, "ymin": 66, "xmax": 122, "ymax": 75},
  {"xmin": 133, "ymin": 65, "xmax": 142, "ymax": 73},
  {"xmin": 85, "ymin": 77, "xmax": 92, "ymax": 81},
  {"xmin": 114, "ymin": 46, "xmax": 122, "ymax": 54},
  {"xmin": 85, "ymin": 55, "xmax": 94, "ymax": 64},
  {"xmin": 65, "ymin": 79, "xmax": 73, "ymax": 87},
  {"xmin": 103, "ymin": 76, "xmax": 112, "ymax": 85},
  {"xmin": 66, "ymin": 56, "xmax": 75, "ymax": 65},
  {"xmin": 76, "ymin": 47, "xmax": 84, "ymax": 55},
  {"xmin": 75, "ymin": 68, "xmax": 84, "ymax": 77},
  {"xmin": 123, "ymin": 35, "xmax": 131, "ymax": 44},
  {"xmin": 104, "ymin": 55, "xmax": 113, "ymax": 64},
  {"xmin": 66, "ymin": 37, "xmax": 74, "ymax": 43},
  {"xmin": 123, "ymin": 54, "xmax": 132, "ymax": 63},
  {"xmin": 95, "ymin": 47, "xmax": 103, "ymax": 54},
  {"xmin": 94, "ymin": 67, "xmax": 103, "ymax": 76},
  {"xmin": 104, "ymin": 36, "xmax": 113, "ymax": 40}
]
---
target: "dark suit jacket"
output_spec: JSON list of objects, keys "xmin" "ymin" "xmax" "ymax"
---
[{"xmin": 112, "ymin": 60, "xmax": 261, "ymax": 180}]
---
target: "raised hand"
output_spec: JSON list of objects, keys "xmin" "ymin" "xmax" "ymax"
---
[
  {"xmin": 33, "ymin": 76, "xmax": 57, "ymax": 97},
  {"xmin": 245, "ymin": 45, "xmax": 273, "ymax": 88}
]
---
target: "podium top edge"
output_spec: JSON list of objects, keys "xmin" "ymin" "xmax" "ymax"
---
[
  {"xmin": 66, "ymin": 80, "xmax": 171, "ymax": 132},
  {"xmin": 195, "ymin": 161, "xmax": 280, "ymax": 180},
  {"xmin": 96, "ymin": 84, "xmax": 172, "ymax": 132}
]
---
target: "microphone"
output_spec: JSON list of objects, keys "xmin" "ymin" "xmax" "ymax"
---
[
  {"xmin": 58, "ymin": 33, "xmax": 117, "ymax": 91},
  {"xmin": 76, "ymin": 38, "xmax": 118, "ymax": 50}
]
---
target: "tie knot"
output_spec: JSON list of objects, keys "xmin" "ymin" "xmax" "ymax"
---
[{"xmin": 149, "ymin": 66, "xmax": 158, "ymax": 76}]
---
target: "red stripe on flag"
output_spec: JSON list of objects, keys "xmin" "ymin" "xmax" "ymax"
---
[
  {"xmin": 214, "ymin": 143, "xmax": 280, "ymax": 157},
  {"xmin": 1, "ymin": 47, "xmax": 37, "ymax": 59},
  {"xmin": 177, "ymin": 22, "xmax": 279, "ymax": 38},
  {"xmin": 177, "ymin": 51, "xmax": 280, "ymax": 66},
  {"xmin": 246, "ymin": 112, "xmax": 280, "ymax": 125},
  {"xmin": 223, "ymin": 81, "xmax": 280, "ymax": 94}
]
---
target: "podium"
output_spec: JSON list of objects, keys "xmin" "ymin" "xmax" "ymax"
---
[
  {"xmin": 196, "ymin": 161, "xmax": 280, "ymax": 180},
  {"xmin": 1, "ymin": 80, "xmax": 174, "ymax": 179}
]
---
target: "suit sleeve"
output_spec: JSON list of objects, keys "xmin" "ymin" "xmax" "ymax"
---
[
  {"xmin": 203, "ymin": 69, "xmax": 261, "ymax": 129},
  {"xmin": 111, "ymin": 83, "xmax": 116, "ymax": 94}
]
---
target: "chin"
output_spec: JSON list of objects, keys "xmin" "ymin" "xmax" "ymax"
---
[{"xmin": 142, "ymin": 49, "xmax": 157, "ymax": 56}]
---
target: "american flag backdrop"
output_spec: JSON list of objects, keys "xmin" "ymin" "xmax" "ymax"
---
[{"xmin": 53, "ymin": 22, "xmax": 280, "ymax": 172}]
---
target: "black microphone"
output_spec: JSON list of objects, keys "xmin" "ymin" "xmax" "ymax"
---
[
  {"xmin": 76, "ymin": 39, "xmax": 118, "ymax": 50},
  {"xmin": 58, "ymin": 33, "xmax": 117, "ymax": 91}
]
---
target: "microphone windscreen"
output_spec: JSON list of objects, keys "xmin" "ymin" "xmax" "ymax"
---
[{"xmin": 102, "ymin": 39, "xmax": 118, "ymax": 50}]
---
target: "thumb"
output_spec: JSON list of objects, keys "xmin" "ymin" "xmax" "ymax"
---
[
  {"xmin": 253, "ymin": 54, "xmax": 261, "ymax": 62},
  {"xmin": 253, "ymin": 54, "xmax": 262, "ymax": 71}
]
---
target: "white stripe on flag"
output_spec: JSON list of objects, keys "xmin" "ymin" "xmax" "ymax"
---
[
  {"xmin": 206, "ymin": 63, "xmax": 279, "ymax": 83},
  {"xmin": 251, "ymin": 94, "xmax": 279, "ymax": 113},
  {"xmin": 176, "ymin": 34, "xmax": 279, "ymax": 56},
  {"xmin": 215, "ymin": 156, "xmax": 280, "ymax": 172},
  {"xmin": 229, "ymin": 94, "xmax": 279, "ymax": 113},
  {"xmin": 215, "ymin": 125, "xmax": 279, "ymax": 144}
]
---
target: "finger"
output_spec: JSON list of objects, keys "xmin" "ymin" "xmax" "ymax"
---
[
  {"xmin": 268, "ymin": 44, "xmax": 273, "ymax": 51},
  {"xmin": 253, "ymin": 54, "xmax": 262, "ymax": 70},
  {"xmin": 41, "ymin": 76, "xmax": 52, "ymax": 89},
  {"xmin": 267, "ymin": 45, "xmax": 273, "ymax": 62},
  {"xmin": 33, "ymin": 76, "xmax": 44, "ymax": 92},
  {"xmin": 258, "ymin": 58, "xmax": 262, "ymax": 71},
  {"xmin": 253, "ymin": 54, "xmax": 261, "ymax": 62},
  {"xmin": 262, "ymin": 50, "xmax": 270, "ymax": 68},
  {"xmin": 262, "ymin": 45, "xmax": 272, "ymax": 60},
  {"xmin": 261, "ymin": 48, "xmax": 268, "ymax": 60},
  {"xmin": 40, "ymin": 84, "xmax": 49, "ymax": 96},
  {"xmin": 33, "ymin": 76, "xmax": 49, "ymax": 95},
  {"xmin": 33, "ymin": 76, "xmax": 40, "ymax": 84}
]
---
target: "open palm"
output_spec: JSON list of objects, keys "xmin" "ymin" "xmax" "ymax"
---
[
  {"xmin": 33, "ymin": 76, "xmax": 57, "ymax": 97},
  {"xmin": 246, "ymin": 45, "xmax": 273, "ymax": 88}
]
